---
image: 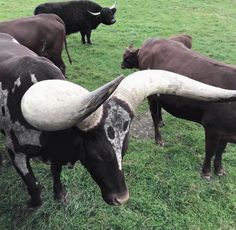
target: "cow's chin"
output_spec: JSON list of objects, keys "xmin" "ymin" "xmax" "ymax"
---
[{"xmin": 102, "ymin": 189, "xmax": 129, "ymax": 206}]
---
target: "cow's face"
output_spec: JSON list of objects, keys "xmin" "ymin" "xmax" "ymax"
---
[
  {"xmin": 75, "ymin": 100, "xmax": 132, "ymax": 205},
  {"xmin": 100, "ymin": 7, "xmax": 116, "ymax": 25},
  {"xmin": 121, "ymin": 45, "xmax": 139, "ymax": 69}
]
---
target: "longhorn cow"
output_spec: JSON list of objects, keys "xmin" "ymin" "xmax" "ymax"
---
[
  {"xmin": 2, "ymin": 33, "xmax": 236, "ymax": 208},
  {"xmin": 121, "ymin": 36, "xmax": 236, "ymax": 180},
  {"xmin": 34, "ymin": 0, "xmax": 117, "ymax": 45},
  {"xmin": 0, "ymin": 14, "xmax": 72, "ymax": 75}
]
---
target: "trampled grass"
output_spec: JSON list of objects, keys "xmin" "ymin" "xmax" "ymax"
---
[{"xmin": 1, "ymin": 0, "xmax": 236, "ymax": 229}]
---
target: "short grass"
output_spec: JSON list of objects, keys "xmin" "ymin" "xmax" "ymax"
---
[{"xmin": 1, "ymin": 0, "xmax": 236, "ymax": 229}]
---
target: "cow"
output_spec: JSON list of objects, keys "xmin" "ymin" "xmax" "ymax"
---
[
  {"xmin": 34, "ymin": 0, "xmax": 117, "ymax": 45},
  {"xmin": 121, "ymin": 36, "xmax": 236, "ymax": 180},
  {"xmin": 2, "ymin": 33, "xmax": 236, "ymax": 208},
  {"xmin": 0, "ymin": 14, "xmax": 72, "ymax": 75}
]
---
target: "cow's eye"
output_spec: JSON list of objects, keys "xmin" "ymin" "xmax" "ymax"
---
[
  {"xmin": 107, "ymin": 126, "xmax": 115, "ymax": 139},
  {"xmin": 123, "ymin": 121, "xmax": 129, "ymax": 131}
]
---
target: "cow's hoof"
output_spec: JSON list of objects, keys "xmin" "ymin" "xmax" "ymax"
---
[
  {"xmin": 27, "ymin": 198, "xmax": 42, "ymax": 209},
  {"xmin": 202, "ymin": 172, "xmax": 212, "ymax": 181},
  {"xmin": 55, "ymin": 191, "xmax": 68, "ymax": 206},
  {"xmin": 214, "ymin": 168, "xmax": 226, "ymax": 177},
  {"xmin": 158, "ymin": 121, "xmax": 165, "ymax": 127},
  {"xmin": 155, "ymin": 139, "xmax": 165, "ymax": 147}
]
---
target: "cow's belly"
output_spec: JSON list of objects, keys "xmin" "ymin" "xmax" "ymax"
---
[
  {"xmin": 159, "ymin": 96, "xmax": 205, "ymax": 123},
  {"xmin": 160, "ymin": 95, "xmax": 236, "ymax": 142}
]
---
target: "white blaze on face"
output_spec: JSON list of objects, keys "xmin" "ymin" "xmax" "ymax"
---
[
  {"xmin": 104, "ymin": 101, "xmax": 131, "ymax": 170},
  {"xmin": 14, "ymin": 153, "xmax": 29, "ymax": 175}
]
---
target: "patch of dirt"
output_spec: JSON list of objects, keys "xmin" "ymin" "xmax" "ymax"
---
[{"xmin": 130, "ymin": 111, "xmax": 155, "ymax": 139}]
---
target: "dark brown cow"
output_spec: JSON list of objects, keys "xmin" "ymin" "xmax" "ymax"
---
[
  {"xmin": 121, "ymin": 36, "xmax": 236, "ymax": 180},
  {"xmin": 0, "ymin": 14, "xmax": 72, "ymax": 74}
]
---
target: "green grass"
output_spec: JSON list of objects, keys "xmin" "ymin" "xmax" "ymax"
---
[{"xmin": 1, "ymin": 0, "xmax": 236, "ymax": 229}]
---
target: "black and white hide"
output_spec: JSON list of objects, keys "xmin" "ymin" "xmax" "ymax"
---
[{"xmin": 0, "ymin": 33, "xmax": 126, "ymax": 208}]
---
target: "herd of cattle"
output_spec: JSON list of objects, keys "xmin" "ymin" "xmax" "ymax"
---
[{"xmin": 1, "ymin": 0, "xmax": 236, "ymax": 208}]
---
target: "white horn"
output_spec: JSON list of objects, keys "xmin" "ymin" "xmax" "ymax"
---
[
  {"xmin": 110, "ymin": 1, "xmax": 117, "ymax": 9},
  {"xmin": 87, "ymin": 10, "xmax": 101, "ymax": 16},
  {"xmin": 21, "ymin": 76, "xmax": 123, "ymax": 131},
  {"xmin": 113, "ymin": 70, "xmax": 236, "ymax": 112}
]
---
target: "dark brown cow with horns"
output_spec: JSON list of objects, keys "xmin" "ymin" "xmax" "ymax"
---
[
  {"xmin": 34, "ymin": 0, "xmax": 117, "ymax": 45},
  {"xmin": 121, "ymin": 35, "xmax": 236, "ymax": 180}
]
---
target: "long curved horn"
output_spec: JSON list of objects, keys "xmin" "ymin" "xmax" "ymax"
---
[
  {"xmin": 112, "ymin": 70, "xmax": 236, "ymax": 112},
  {"xmin": 21, "ymin": 76, "xmax": 123, "ymax": 131},
  {"xmin": 87, "ymin": 10, "xmax": 101, "ymax": 16},
  {"xmin": 110, "ymin": 1, "xmax": 117, "ymax": 9}
]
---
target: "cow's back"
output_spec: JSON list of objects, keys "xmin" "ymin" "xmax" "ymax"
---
[
  {"xmin": 0, "ymin": 14, "xmax": 65, "ymax": 55},
  {"xmin": 138, "ymin": 38, "xmax": 236, "ymax": 89},
  {"xmin": 138, "ymin": 38, "xmax": 236, "ymax": 128}
]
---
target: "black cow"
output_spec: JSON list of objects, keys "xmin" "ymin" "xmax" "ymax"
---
[
  {"xmin": 122, "ymin": 36, "xmax": 236, "ymax": 180},
  {"xmin": 34, "ymin": 0, "xmax": 117, "ymax": 45},
  {"xmin": 2, "ymin": 33, "xmax": 236, "ymax": 208},
  {"xmin": 0, "ymin": 14, "xmax": 72, "ymax": 75}
]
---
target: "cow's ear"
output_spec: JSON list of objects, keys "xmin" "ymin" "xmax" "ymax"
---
[
  {"xmin": 111, "ymin": 8, "xmax": 116, "ymax": 14},
  {"xmin": 134, "ymin": 48, "xmax": 139, "ymax": 55},
  {"xmin": 127, "ymin": 43, "xmax": 134, "ymax": 50}
]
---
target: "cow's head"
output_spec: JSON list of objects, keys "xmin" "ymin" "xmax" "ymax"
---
[
  {"xmin": 72, "ymin": 102, "xmax": 131, "ymax": 205},
  {"xmin": 121, "ymin": 44, "xmax": 139, "ymax": 69},
  {"xmin": 88, "ymin": 2, "xmax": 116, "ymax": 25},
  {"xmin": 75, "ymin": 70, "xmax": 236, "ymax": 204},
  {"xmin": 21, "ymin": 70, "xmax": 236, "ymax": 205}
]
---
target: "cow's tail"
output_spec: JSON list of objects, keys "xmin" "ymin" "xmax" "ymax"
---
[{"xmin": 64, "ymin": 36, "xmax": 72, "ymax": 64}]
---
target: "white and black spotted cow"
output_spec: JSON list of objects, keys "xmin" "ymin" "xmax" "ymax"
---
[{"xmin": 2, "ymin": 33, "xmax": 236, "ymax": 209}]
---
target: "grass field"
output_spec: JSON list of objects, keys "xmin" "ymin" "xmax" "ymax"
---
[{"xmin": 1, "ymin": 0, "xmax": 236, "ymax": 229}]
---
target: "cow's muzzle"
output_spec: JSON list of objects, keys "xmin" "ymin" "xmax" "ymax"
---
[
  {"xmin": 110, "ymin": 19, "xmax": 116, "ymax": 24},
  {"xmin": 102, "ymin": 189, "xmax": 129, "ymax": 205}
]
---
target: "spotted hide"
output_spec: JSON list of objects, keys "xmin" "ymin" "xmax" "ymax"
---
[{"xmin": 0, "ymin": 33, "xmax": 128, "ymax": 208}]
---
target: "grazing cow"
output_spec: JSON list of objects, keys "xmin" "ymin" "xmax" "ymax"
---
[
  {"xmin": 121, "ymin": 36, "xmax": 236, "ymax": 180},
  {"xmin": 0, "ymin": 14, "xmax": 72, "ymax": 75},
  {"xmin": 2, "ymin": 33, "xmax": 236, "ymax": 208},
  {"xmin": 34, "ymin": 0, "xmax": 117, "ymax": 45}
]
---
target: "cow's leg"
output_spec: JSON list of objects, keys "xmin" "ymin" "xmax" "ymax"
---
[
  {"xmin": 147, "ymin": 94, "xmax": 164, "ymax": 146},
  {"xmin": 214, "ymin": 140, "xmax": 227, "ymax": 176},
  {"xmin": 50, "ymin": 56, "xmax": 66, "ymax": 75},
  {"xmin": 50, "ymin": 162, "xmax": 67, "ymax": 204},
  {"xmin": 80, "ymin": 31, "xmax": 86, "ymax": 44},
  {"xmin": 85, "ymin": 29, "xmax": 92, "ymax": 45},
  {"xmin": 8, "ymin": 149, "xmax": 42, "ymax": 208},
  {"xmin": 202, "ymin": 129, "xmax": 219, "ymax": 180}
]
